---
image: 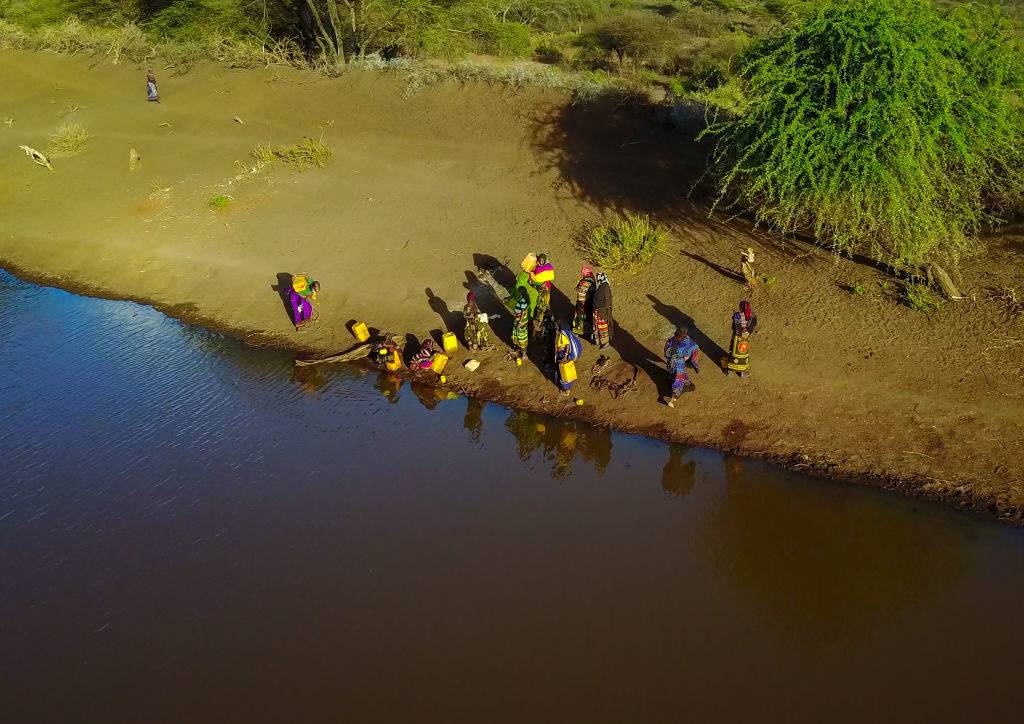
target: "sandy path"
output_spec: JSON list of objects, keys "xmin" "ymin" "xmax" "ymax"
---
[{"xmin": 2, "ymin": 49, "xmax": 1022, "ymax": 520}]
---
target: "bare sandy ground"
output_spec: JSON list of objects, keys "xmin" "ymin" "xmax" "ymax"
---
[{"xmin": 2, "ymin": 49, "xmax": 1022, "ymax": 520}]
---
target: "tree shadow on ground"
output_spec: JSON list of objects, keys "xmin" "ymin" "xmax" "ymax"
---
[
  {"xmin": 647, "ymin": 294, "xmax": 728, "ymax": 373},
  {"xmin": 528, "ymin": 96, "xmax": 717, "ymax": 227},
  {"xmin": 271, "ymin": 272, "xmax": 295, "ymax": 325}
]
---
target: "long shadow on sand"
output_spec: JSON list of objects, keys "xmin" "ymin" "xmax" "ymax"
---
[
  {"xmin": 271, "ymin": 272, "xmax": 295, "ymax": 325},
  {"xmin": 647, "ymin": 294, "xmax": 727, "ymax": 372}
]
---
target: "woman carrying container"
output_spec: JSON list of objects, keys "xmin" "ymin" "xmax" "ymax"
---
[
  {"xmin": 554, "ymin": 322, "xmax": 583, "ymax": 396},
  {"xmin": 722, "ymin": 300, "xmax": 757, "ymax": 377}
]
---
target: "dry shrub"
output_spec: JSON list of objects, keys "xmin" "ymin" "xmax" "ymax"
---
[
  {"xmin": 46, "ymin": 123, "xmax": 92, "ymax": 157},
  {"xmin": 251, "ymin": 135, "xmax": 332, "ymax": 169}
]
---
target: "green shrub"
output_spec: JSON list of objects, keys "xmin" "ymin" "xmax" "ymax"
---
[
  {"xmin": 46, "ymin": 123, "xmax": 91, "ymax": 156},
  {"xmin": 581, "ymin": 213, "xmax": 668, "ymax": 271},
  {"xmin": 208, "ymin": 193, "xmax": 233, "ymax": 208},
  {"xmin": 904, "ymin": 283, "xmax": 943, "ymax": 313},
  {"xmin": 579, "ymin": 11, "xmax": 679, "ymax": 71},
  {"xmin": 851, "ymin": 281, "xmax": 867, "ymax": 296},
  {"xmin": 703, "ymin": 0, "xmax": 1024, "ymax": 270}
]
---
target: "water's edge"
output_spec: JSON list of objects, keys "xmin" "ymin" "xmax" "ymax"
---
[{"xmin": 3, "ymin": 259, "xmax": 1014, "ymax": 525}]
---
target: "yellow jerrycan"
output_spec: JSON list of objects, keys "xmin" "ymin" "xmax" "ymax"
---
[
  {"xmin": 430, "ymin": 353, "xmax": 449, "ymax": 374},
  {"xmin": 559, "ymin": 359, "xmax": 577, "ymax": 384},
  {"xmin": 351, "ymin": 321, "xmax": 370, "ymax": 343},
  {"xmin": 442, "ymin": 331, "xmax": 459, "ymax": 355}
]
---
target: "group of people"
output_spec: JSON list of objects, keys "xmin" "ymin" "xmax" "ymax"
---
[{"xmin": 287, "ymin": 251, "xmax": 758, "ymax": 407}]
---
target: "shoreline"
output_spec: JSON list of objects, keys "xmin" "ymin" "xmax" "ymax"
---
[
  {"xmin": 3, "ymin": 259, "xmax": 1016, "ymax": 525},
  {"xmin": 2, "ymin": 48, "xmax": 1022, "ymax": 526}
]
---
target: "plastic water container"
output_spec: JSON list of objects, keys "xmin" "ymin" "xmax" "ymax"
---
[
  {"xmin": 430, "ymin": 353, "xmax": 449, "ymax": 374},
  {"xmin": 352, "ymin": 321, "xmax": 370, "ymax": 342},
  {"xmin": 521, "ymin": 253, "xmax": 537, "ymax": 273},
  {"xmin": 442, "ymin": 331, "xmax": 459, "ymax": 354},
  {"xmin": 559, "ymin": 359, "xmax": 577, "ymax": 383},
  {"xmin": 385, "ymin": 349, "xmax": 402, "ymax": 372}
]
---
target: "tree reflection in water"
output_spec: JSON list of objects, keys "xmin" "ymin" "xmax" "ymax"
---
[{"xmin": 708, "ymin": 453, "xmax": 972, "ymax": 643}]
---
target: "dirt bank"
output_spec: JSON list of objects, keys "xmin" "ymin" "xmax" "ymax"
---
[{"xmin": 2, "ymin": 49, "xmax": 1022, "ymax": 522}]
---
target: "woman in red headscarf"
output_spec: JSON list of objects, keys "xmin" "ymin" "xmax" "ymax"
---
[{"xmin": 722, "ymin": 300, "xmax": 757, "ymax": 377}]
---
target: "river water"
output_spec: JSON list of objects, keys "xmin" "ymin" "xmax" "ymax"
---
[{"xmin": 2, "ymin": 268, "xmax": 1023, "ymax": 723}]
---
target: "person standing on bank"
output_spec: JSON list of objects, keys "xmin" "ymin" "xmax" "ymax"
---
[
  {"xmin": 592, "ymin": 272, "xmax": 614, "ymax": 349},
  {"xmin": 722, "ymin": 300, "xmax": 757, "ymax": 377},
  {"xmin": 664, "ymin": 327, "xmax": 700, "ymax": 408}
]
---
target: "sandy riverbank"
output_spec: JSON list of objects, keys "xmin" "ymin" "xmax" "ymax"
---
[{"xmin": 2, "ymin": 49, "xmax": 1022, "ymax": 521}]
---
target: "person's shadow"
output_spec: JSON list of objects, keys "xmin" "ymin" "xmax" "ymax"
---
[
  {"xmin": 467, "ymin": 254, "xmax": 518, "ymax": 347},
  {"xmin": 271, "ymin": 272, "xmax": 295, "ymax": 324},
  {"xmin": 609, "ymin": 323, "xmax": 668, "ymax": 400},
  {"xmin": 464, "ymin": 270, "xmax": 512, "ymax": 346},
  {"xmin": 647, "ymin": 294, "xmax": 728, "ymax": 372},
  {"xmin": 426, "ymin": 287, "xmax": 463, "ymax": 344}
]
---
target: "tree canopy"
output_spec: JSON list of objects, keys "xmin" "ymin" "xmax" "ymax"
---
[{"xmin": 704, "ymin": 0, "xmax": 1024, "ymax": 269}]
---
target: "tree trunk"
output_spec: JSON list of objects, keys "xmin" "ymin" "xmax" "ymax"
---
[{"xmin": 928, "ymin": 263, "xmax": 963, "ymax": 300}]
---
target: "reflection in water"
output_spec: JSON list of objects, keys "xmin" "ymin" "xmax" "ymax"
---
[
  {"xmin": 661, "ymin": 443, "xmax": 696, "ymax": 498},
  {"xmin": 503, "ymin": 408, "xmax": 613, "ymax": 478},
  {"xmin": 709, "ymin": 453, "xmax": 971, "ymax": 642},
  {"xmin": 373, "ymin": 371, "xmax": 403, "ymax": 404},
  {"xmin": 3, "ymin": 268, "xmax": 1024, "ymax": 722},
  {"xmin": 463, "ymin": 397, "xmax": 485, "ymax": 443},
  {"xmin": 410, "ymin": 380, "xmax": 459, "ymax": 411},
  {"xmin": 291, "ymin": 363, "xmax": 331, "ymax": 394}
]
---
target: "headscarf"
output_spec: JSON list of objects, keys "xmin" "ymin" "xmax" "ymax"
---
[
  {"xmin": 581, "ymin": 265, "xmax": 593, "ymax": 278},
  {"xmin": 596, "ymin": 271, "xmax": 608, "ymax": 285},
  {"xmin": 739, "ymin": 300, "xmax": 752, "ymax": 321}
]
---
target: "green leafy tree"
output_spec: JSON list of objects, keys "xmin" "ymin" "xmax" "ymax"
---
[{"xmin": 703, "ymin": 0, "xmax": 1024, "ymax": 269}]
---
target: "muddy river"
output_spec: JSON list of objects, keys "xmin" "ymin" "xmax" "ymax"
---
[{"xmin": 2, "ymin": 269, "xmax": 1023, "ymax": 723}]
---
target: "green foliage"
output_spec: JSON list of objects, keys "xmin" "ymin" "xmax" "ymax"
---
[
  {"xmin": 904, "ymin": 283, "xmax": 943, "ymax": 313},
  {"xmin": 252, "ymin": 135, "xmax": 332, "ymax": 169},
  {"xmin": 581, "ymin": 213, "xmax": 667, "ymax": 271},
  {"xmin": 703, "ymin": 0, "xmax": 1024, "ymax": 269},
  {"xmin": 45, "ymin": 122, "xmax": 91, "ymax": 157},
  {"xmin": 208, "ymin": 193, "xmax": 234, "ymax": 208},
  {"xmin": 850, "ymin": 281, "xmax": 867, "ymax": 296},
  {"xmin": 578, "ymin": 10, "xmax": 678, "ymax": 69}
]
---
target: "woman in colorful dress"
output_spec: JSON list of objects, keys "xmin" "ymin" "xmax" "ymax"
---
[
  {"xmin": 529, "ymin": 253, "xmax": 555, "ymax": 336},
  {"xmin": 572, "ymin": 265, "xmax": 596, "ymax": 338},
  {"xmin": 722, "ymin": 300, "xmax": 757, "ymax": 377},
  {"xmin": 592, "ymin": 272, "xmax": 614, "ymax": 349}
]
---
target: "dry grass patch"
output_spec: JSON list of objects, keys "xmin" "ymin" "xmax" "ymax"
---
[
  {"xmin": 46, "ymin": 123, "xmax": 92, "ymax": 157},
  {"xmin": 251, "ymin": 135, "xmax": 332, "ymax": 170}
]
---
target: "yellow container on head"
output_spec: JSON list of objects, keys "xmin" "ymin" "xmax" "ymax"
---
[
  {"xmin": 352, "ymin": 321, "xmax": 370, "ymax": 342},
  {"xmin": 442, "ymin": 331, "xmax": 459, "ymax": 354},
  {"xmin": 521, "ymin": 253, "xmax": 537, "ymax": 273}
]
